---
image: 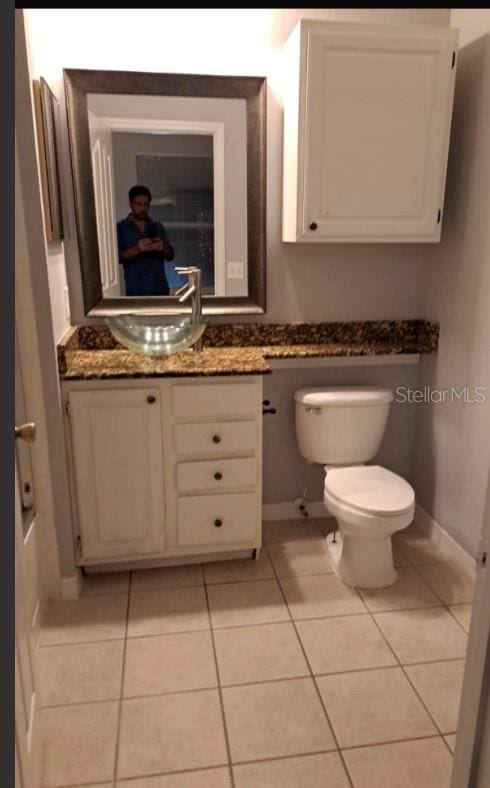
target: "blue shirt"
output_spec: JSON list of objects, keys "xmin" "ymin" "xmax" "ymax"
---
[{"xmin": 117, "ymin": 214, "xmax": 175, "ymax": 296}]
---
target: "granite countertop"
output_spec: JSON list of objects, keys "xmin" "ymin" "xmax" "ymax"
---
[{"xmin": 58, "ymin": 320, "xmax": 438, "ymax": 380}]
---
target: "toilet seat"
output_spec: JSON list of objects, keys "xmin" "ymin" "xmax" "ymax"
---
[{"xmin": 324, "ymin": 465, "xmax": 414, "ymax": 516}]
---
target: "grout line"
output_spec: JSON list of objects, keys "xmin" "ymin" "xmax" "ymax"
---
[
  {"xmin": 266, "ymin": 546, "xmax": 355, "ymax": 788},
  {"xmin": 113, "ymin": 570, "xmax": 132, "ymax": 784},
  {"xmin": 203, "ymin": 581, "xmax": 236, "ymax": 788},
  {"xmin": 339, "ymin": 732, "xmax": 452, "ymax": 753}
]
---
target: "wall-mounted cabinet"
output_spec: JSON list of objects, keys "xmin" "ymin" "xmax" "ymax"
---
[{"xmin": 282, "ymin": 20, "xmax": 459, "ymax": 243}]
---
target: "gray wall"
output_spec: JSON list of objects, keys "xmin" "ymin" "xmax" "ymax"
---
[{"xmin": 411, "ymin": 11, "xmax": 490, "ymax": 558}]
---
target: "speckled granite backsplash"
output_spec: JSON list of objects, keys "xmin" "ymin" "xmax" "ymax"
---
[
  {"xmin": 57, "ymin": 320, "xmax": 438, "ymax": 379},
  {"xmin": 60, "ymin": 320, "xmax": 438, "ymax": 352}
]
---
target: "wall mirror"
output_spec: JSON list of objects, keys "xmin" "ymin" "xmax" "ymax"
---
[{"xmin": 63, "ymin": 69, "xmax": 266, "ymax": 316}]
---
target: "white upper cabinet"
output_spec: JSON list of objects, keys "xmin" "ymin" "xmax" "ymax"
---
[{"xmin": 282, "ymin": 20, "xmax": 459, "ymax": 242}]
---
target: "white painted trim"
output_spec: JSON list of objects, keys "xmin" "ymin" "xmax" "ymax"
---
[
  {"xmin": 268, "ymin": 354, "xmax": 420, "ymax": 370},
  {"xmin": 59, "ymin": 570, "xmax": 83, "ymax": 600},
  {"xmin": 262, "ymin": 500, "xmax": 326, "ymax": 521},
  {"xmin": 415, "ymin": 503, "xmax": 476, "ymax": 581}
]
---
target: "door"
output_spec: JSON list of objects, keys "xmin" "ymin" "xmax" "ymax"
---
[
  {"xmin": 301, "ymin": 22, "xmax": 457, "ymax": 241},
  {"xmin": 69, "ymin": 388, "xmax": 166, "ymax": 560},
  {"xmin": 15, "ymin": 460, "xmax": 41, "ymax": 788},
  {"xmin": 88, "ymin": 111, "xmax": 121, "ymax": 297},
  {"xmin": 450, "ymin": 469, "xmax": 490, "ymax": 787}
]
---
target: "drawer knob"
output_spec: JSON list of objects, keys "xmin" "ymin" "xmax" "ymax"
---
[
  {"xmin": 212, "ymin": 435, "xmax": 221, "ymax": 444},
  {"xmin": 214, "ymin": 518, "xmax": 223, "ymax": 528},
  {"xmin": 147, "ymin": 395, "xmax": 156, "ymax": 404},
  {"xmin": 214, "ymin": 471, "xmax": 223, "ymax": 481}
]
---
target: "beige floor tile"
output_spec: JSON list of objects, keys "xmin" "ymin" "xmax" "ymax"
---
[
  {"xmin": 42, "ymin": 701, "xmax": 118, "ymax": 787},
  {"xmin": 405, "ymin": 660, "xmax": 465, "ymax": 733},
  {"xmin": 280, "ymin": 574, "xmax": 366, "ymax": 620},
  {"xmin": 214, "ymin": 622, "xmax": 308, "ymax": 685},
  {"xmin": 81, "ymin": 571, "xmax": 130, "ymax": 596},
  {"xmin": 204, "ymin": 551, "xmax": 274, "ymax": 585},
  {"xmin": 449, "ymin": 603, "xmax": 473, "ymax": 633},
  {"xmin": 267, "ymin": 539, "xmax": 334, "ymax": 578},
  {"xmin": 316, "ymin": 517, "xmax": 337, "ymax": 536},
  {"xmin": 117, "ymin": 690, "xmax": 227, "ymax": 778},
  {"xmin": 124, "ymin": 631, "xmax": 217, "ymax": 696},
  {"xmin": 262, "ymin": 518, "xmax": 323, "ymax": 544},
  {"xmin": 40, "ymin": 594, "xmax": 128, "ymax": 646},
  {"xmin": 127, "ymin": 586, "xmax": 209, "ymax": 637},
  {"xmin": 297, "ymin": 614, "xmax": 397, "ymax": 675},
  {"xmin": 343, "ymin": 736, "xmax": 453, "ymax": 788},
  {"xmin": 234, "ymin": 752, "xmax": 350, "ymax": 787},
  {"xmin": 358, "ymin": 567, "xmax": 441, "ymax": 612},
  {"xmin": 207, "ymin": 579, "xmax": 289, "ymax": 628},
  {"xmin": 38, "ymin": 640, "xmax": 124, "ymax": 706},
  {"xmin": 394, "ymin": 523, "xmax": 448, "ymax": 566},
  {"xmin": 417, "ymin": 562, "xmax": 474, "ymax": 605},
  {"xmin": 223, "ymin": 678, "xmax": 335, "ymax": 762},
  {"xmin": 392, "ymin": 543, "xmax": 411, "ymax": 568},
  {"xmin": 445, "ymin": 733, "xmax": 457, "ymax": 753},
  {"xmin": 317, "ymin": 667, "xmax": 437, "ymax": 748},
  {"xmin": 116, "ymin": 768, "xmax": 232, "ymax": 787},
  {"xmin": 374, "ymin": 608, "xmax": 468, "ymax": 664},
  {"xmin": 131, "ymin": 564, "xmax": 204, "ymax": 592}
]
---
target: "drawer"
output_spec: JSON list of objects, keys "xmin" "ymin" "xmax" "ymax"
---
[
  {"xmin": 177, "ymin": 493, "xmax": 258, "ymax": 546},
  {"xmin": 174, "ymin": 421, "xmax": 257, "ymax": 457},
  {"xmin": 176, "ymin": 457, "xmax": 257, "ymax": 493},
  {"xmin": 172, "ymin": 382, "xmax": 258, "ymax": 419}
]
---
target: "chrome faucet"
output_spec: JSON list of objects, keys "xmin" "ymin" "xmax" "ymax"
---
[{"xmin": 175, "ymin": 266, "xmax": 204, "ymax": 351}]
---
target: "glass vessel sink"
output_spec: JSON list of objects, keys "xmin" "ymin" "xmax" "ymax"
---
[{"xmin": 106, "ymin": 314, "xmax": 207, "ymax": 357}]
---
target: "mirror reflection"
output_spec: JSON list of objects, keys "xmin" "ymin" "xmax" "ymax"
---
[{"xmin": 112, "ymin": 133, "xmax": 215, "ymax": 297}]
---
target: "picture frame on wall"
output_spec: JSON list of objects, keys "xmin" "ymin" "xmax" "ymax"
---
[{"xmin": 33, "ymin": 78, "xmax": 64, "ymax": 242}]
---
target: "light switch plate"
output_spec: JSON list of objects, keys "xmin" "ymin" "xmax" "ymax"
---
[{"xmin": 227, "ymin": 261, "xmax": 244, "ymax": 279}]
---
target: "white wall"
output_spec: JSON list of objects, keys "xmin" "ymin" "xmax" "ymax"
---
[
  {"xmin": 411, "ymin": 10, "xmax": 490, "ymax": 558},
  {"xmin": 24, "ymin": 8, "xmax": 450, "ymax": 325}
]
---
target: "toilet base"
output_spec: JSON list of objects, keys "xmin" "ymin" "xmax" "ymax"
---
[{"xmin": 326, "ymin": 530, "xmax": 397, "ymax": 589}]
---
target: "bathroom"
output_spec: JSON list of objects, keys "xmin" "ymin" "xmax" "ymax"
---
[{"xmin": 14, "ymin": 7, "xmax": 490, "ymax": 788}]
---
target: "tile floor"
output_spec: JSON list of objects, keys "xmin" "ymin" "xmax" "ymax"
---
[{"xmin": 38, "ymin": 519, "xmax": 473, "ymax": 787}]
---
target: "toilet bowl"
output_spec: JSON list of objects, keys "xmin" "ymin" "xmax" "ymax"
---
[
  {"xmin": 323, "ymin": 465, "xmax": 414, "ymax": 588},
  {"xmin": 294, "ymin": 387, "xmax": 415, "ymax": 589}
]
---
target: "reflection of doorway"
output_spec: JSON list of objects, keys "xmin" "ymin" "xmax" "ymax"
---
[{"xmin": 112, "ymin": 132, "xmax": 215, "ymax": 293}]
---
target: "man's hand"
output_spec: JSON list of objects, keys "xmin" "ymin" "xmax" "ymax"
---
[
  {"xmin": 149, "ymin": 237, "xmax": 164, "ymax": 252},
  {"xmin": 136, "ymin": 238, "xmax": 155, "ymax": 252}
]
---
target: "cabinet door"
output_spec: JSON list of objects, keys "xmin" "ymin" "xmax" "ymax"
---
[
  {"xmin": 69, "ymin": 388, "xmax": 165, "ymax": 559},
  {"xmin": 291, "ymin": 22, "xmax": 458, "ymax": 242}
]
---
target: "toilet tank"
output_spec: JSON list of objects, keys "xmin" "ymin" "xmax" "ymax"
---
[{"xmin": 295, "ymin": 387, "xmax": 394, "ymax": 464}]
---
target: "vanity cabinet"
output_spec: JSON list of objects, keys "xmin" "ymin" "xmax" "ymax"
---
[
  {"xmin": 63, "ymin": 376, "xmax": 263, "ymax": 566},
  {"xmin": 282, "ymin": 20, "xmax": 459, "ymax": 243}
]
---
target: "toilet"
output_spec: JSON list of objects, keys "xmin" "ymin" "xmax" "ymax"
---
[{"xmin": 295, "ymin": 387, "xmax": 415, "ymax": 589}]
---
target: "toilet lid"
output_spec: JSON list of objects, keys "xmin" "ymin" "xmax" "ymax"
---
[{"xmin": 325, "ymin": 465, "xmax": 414, "ymax": 515}]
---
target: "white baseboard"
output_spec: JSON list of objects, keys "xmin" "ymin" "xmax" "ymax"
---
[
  {"xmin": 60, "ymin": 570, "xmax": 83, "ymax": 600},
  {"xmin": 262, "ymin": 500, "xmax": 326, "ymax": 521},
  {"xmin": 415, "ymin": 503, "xmax": 476, "ymax": 581}
]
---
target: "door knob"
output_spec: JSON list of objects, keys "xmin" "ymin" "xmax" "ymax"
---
[
  {"xmin": 147, "ymin": 395, "xmax": 156, "ymax": 404},
  {"xmin": 15, "ymin": 423, "xmax": 36, "ymax": 442}
]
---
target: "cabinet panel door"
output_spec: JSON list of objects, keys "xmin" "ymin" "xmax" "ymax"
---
[
  {"xmin": 69, "ymin": 389, "xmax": 165, "ymax": 559},
  {"xmin": 303, "ymin": 27, "xmax": 456, "ymax": 240}
]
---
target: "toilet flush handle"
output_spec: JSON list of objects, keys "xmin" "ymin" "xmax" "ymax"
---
[{"xmin": 305, "ymin": 407, "xmax": 322, "ymax": 415}]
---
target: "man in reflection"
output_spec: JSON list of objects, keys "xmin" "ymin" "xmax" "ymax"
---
[{"xmin": 117, "ymin": 185, "xmax": 175, "ymax": 296}]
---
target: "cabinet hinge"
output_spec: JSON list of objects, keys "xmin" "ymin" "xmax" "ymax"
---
[
  {"xmin": 65, "ymin": 400, "xmax": 70, "ymax": 418},
  {"xmin": 437, "ymin": 209, "xmax": 442, "ymax": 224},
  {"xmin": 452, "ymin": 51, "xmax": 456, "ymax": 69},
  {"xmin": 480, "ymin": 551, "xmax": 487, "ymax": 567},
  {"xmin": 75, "ymin": 534, "xmax": 82, "ymax": 556}
]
